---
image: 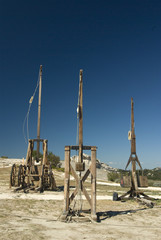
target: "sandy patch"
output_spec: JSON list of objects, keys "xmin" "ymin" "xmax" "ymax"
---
[{"xmin": 0, "ymin": 163, "xmax": 161, "ymax": 240}]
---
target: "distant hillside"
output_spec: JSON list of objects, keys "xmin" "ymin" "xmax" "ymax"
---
[
  {"xmin": 153, "ymin": 167, "xmax": 161, "ymax": 171},
  {"xmin": 70, "ymin": 153, "xmax": 117, "ymax": 172},
  {"xmin": 117, "ymin": 168, "xmax": 161, "ymax": 185},
  {"xmin": 0, "ymin": 158, "xmax": 23, "ymax": 168},
  {"xmin": 60, "ymin": 153, "xmax": 118, "ymax": 180}
]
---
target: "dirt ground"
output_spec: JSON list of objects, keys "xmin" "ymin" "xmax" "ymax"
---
[{"xmin": 0, "ymin": 163, "xmax": 161, "ymax": 240}]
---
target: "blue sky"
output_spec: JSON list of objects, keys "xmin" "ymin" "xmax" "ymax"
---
[{"xmin": 0, "ymin": 0, "xmax": 160, "ymax": 169}]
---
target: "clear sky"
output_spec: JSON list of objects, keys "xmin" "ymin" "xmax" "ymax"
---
[{"xmin": 0, "ymin": 0, "xmax": 160, "ymax": 169}]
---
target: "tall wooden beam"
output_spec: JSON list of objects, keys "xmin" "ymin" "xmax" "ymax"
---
[
  {"xmin": 63, "ymin": 146, "xmax": 70, "ymax": 214},
  {"xmin": 131, "ymin": 97, "xmax": 136, "ymax": 154},
  {"xmin": 116, "ymin": 98, "xmax": 151, "ymax": 205},
  {"xmin": 37, "ymin": 65, "xmax": 42, "ymax": 159},
  {"xmin": 61, "ymin": 70, "xmax": 97, "ymax": 221},
  {"xmin": 76, "ymin": 69, "xmax": 85, "ymax": 171},
  {"xmin": 79, "ymin": 69, "xmax": 83, "ymax": 164},
  {"xmin": 91, "ymin": 146, "xmax": 97, "ymax": 220}
]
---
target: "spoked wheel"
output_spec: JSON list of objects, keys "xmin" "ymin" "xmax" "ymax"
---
[
  {"xmin": 10, "ymin": 164, "xmax": 16, "ymax": 187},
  {"xmin": 49, "ymin": 163, "xmax": 52, "ymax": 187},
  {"xmin": 18, "ymin": 164, "xmax": 25, "ymax": 186},
  {"xmin": 25, "ymin": 165, "xmax": 31, "ymax": 186}
]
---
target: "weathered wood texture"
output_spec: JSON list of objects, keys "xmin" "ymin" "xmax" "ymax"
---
[{"xmin": 62, "ymin": 145, "xmax": 97, "ymax": 221}]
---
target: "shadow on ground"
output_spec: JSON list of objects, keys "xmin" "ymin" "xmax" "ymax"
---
[{"xmin": 97, "ymin": 207, "xmax": 147, "ymax": 222}]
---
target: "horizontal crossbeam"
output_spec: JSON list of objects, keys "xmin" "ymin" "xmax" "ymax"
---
[{"xmin": 66, "ymin": 145, "xmax": 96, "ymax": 150}]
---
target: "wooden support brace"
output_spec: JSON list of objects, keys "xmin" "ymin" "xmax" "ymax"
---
[
  {"xmin": 119, "ymin": 189, "xmax": 133, "ymax": 200},
  {"xmin": 91, "ymin": 146, "xmax": 97, "ymax": 220},
  {"xmin": 70, "ymin": 165, "xmax": 79, "ymax": 184},
  {"xmin": 82, "ymin": 185, "xmax": 91, "ymax": 206},
  {"xmin": 82, "ymin": 168, "xmax": 91, "ymax": 183},
  {"xmin": 63, "ymin": 146, "xmax": 70, "ymax": 215},
  {"xmin": 61, "ymin": 145, "xmax": 97, "ymax": 221},
  {"xmin": 69, "ymin": 187, "xmax": 78, "ymax": 204}
]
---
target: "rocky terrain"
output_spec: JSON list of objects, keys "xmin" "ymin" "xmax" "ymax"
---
[
  {"xmin": 61, "ymin": 153, "xmax": 117, "ymax": 181},
  {"xmin": 0, "ymin": 155, "xmax": 117, "ymax": 182},
  {"xmin": 0, "ymin": 158, "xmax": 24, "ymax": 168},
  {"xmin": 70, "ymin": 153, "xmax": 117, "ymax": 171}
]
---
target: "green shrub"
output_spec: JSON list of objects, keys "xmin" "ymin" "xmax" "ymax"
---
[
  {"xmin": 108, "ymin": 172, "xmax": 120, "ymax": 182},
  {"xmin": 55, "ymin": 167, "xmax": 64, "ymax": 172},
  {"xmin": 32, "ymin": 150, "xmax": 43, "ymax": 159},
  {"xmin": 32, "ymin": 150, "xmax": 60, "ymax": 168},
  {"xmin": 48, "ymin": 151, "xmax": 60, "ymax": 168}
]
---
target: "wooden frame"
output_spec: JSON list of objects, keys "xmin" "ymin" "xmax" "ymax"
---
[
  {"xmin": 115, "ymin": 98, "xmax": 154, "ymax": 206},
  {"xmin": 62, "ymin": 145, "xmax": 97, "ymax": 221},
  {"xmin": 10, "ymin": 138, "xmax": 56, "ymax": 192}
]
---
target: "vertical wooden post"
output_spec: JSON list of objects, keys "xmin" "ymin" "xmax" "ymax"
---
[
  {"xmin": 132, "ymin": 159, "xmax": 138, "ymax": 191},
  {"xmin": 37, "ymin": 65, "xmax": 42, "ymax": 159},
  {"xmin": 91, "ymin": 146, "xmax": 97, "ymax": 220},
  {"xmin": 26, "ymin": 141, "xmax": 31, "ymax": 185},
  {"xmin": 63, "ymin": 146, "xmax": 70, "ymax": 215},
  {"xmin": 131, "ymin": 98, "xmax": 136, "ymax": 154},
  {"xmin": 79, "ymin": 69, "xmax": 83, "ymax": 164},
  {"xmin": 27, "ymin": 140, "xmax": 34, "ymax": 185},
  {"xmin": 42, "ymin": 140, "xmax": 48, "ymax": 165},
  {"xmin": 76, "ymin": 70, "xmax": 85, "ymax": 172}
]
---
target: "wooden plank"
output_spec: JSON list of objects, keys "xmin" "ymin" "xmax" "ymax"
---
[
  {"xmin": 91, "ymin": 147, "xmax": 96, "ymax": 216},
  {"xmin": 82, "ymin": 168, "xmax": 90, "ymax": 183},
  {"xmin": 69, "ymin": 188, "xmax": 78, "ymax": 204},
  {"xmin": 70, "ymin": 165, "xmax": 79, "ymax": 184},
  {"xmin": 64, "ymin": 146, "xmax": 70, "ymax": 212},
  {"xmin": 69, "ymin": 145, "xmax": 92, "ymax": 150},
  {"xmin": 82, "ymin": 185, "xmax": 91, "ymax": 206}
]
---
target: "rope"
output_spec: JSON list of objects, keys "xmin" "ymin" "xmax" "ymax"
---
[{"xmin": 22, "ymin": 69, "xmax": 41, "ymax": 144}]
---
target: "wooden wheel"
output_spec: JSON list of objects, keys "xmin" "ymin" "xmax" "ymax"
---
[
  {"xmin": 48, "ymin": 163, "xmax": 52, "ymax": 187},
  {"xmin": 49, "ymin": 164, "xmax": 56, "ymax": 190},
  {"xmin": 10, "ymin": 164, "xmax": 16, "ymax": 186},
  {"xmin": 18, "ymin": 164, "xmax": 24, "ymax": 186}
]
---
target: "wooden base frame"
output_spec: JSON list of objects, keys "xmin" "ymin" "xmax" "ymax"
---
[
  {"xmin": 114, "ymin": 182, "xmax": 155, "ymax": 208},
  {"xmin": 61, "ymin": 145, "xmax": 97, "ymax": 222},
  {"xmin": 10, "ymin": 139, "xmax": 56, "ymax": 192},
  {"xmin": 119, "ymin": 187, "xmax": 154, "ymax": 200}
]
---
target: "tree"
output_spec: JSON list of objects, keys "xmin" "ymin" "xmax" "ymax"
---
[
  {"xmin": 32, "ymin": 150, "xmax": 43, "ymax": 159},
  {"xmin": 48, "ymin": 151, "xmax": 60, "ymax": 168},
  {"xmin": 32, "ymin": 150, "xmax": 60, "ymax": 168}
]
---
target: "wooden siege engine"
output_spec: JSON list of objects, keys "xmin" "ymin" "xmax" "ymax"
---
[
  {"xmin": 10, "ymin": 65, "xmax": 56, "ymax": 192},
  {"xmin": 61, "ymin": 70, "xmax": 97, "ymax": 221},
  {"xmin": 113, "ymin": 98, "xmax": 154, "ymax": 207}
]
